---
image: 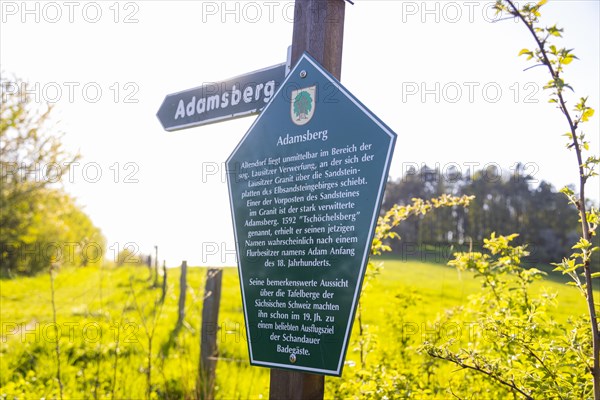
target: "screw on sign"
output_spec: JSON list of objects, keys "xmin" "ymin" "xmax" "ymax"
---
[{"xmin": 227, "ymin": 52, "xmax": 397, "ymax": 376}]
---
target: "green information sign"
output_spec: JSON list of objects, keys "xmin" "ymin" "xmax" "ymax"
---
[{"xmin": 226, "ymin": 52, "xmax": 397, "ymax": 376}]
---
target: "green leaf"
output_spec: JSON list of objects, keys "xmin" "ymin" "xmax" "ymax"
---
[
  {"xmin": 518, "ymin": 48, "xmax": 531, "ymax": 56},
  {"xmin": 582, "ymin": 108, "xmax": 595, "ymax": 122},
  {"xmin": 560, "ymin": 187, "xmax": 575, "ymax": 196},
  {"xmin": 572, "ymin": 239, "xmax": 591, "ymax": 250}
]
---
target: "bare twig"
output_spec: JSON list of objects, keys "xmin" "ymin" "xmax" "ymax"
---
[
  {"xmin": 110, "ymin": 293, "xmax": 132, "ymax": 400},
  {"xmin": 428, "ymin": 351, "xmax": 533, "ymax": 400},
  {"xmin": 129, "ymin": 276, "xmax": 164, "ymax": 398},
  {"xmin": 49, "ymin": 264, "xmax": 64, "ymax": 400}
]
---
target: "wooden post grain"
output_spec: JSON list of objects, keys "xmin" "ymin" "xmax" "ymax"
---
[
  {"xmin": 270, "ymin": 1, "xmax": 346, "ymax": 398},
  {"xmin": 290, "ymin": 0, "xmax": 346, "ymax": 81},
  {"xmin": 269, "ymin": 369, "xmax": 325, "ymax": 400},
  {"xmin": 198, "ymin": 268, "xmax": 223, "ymax": 400}
]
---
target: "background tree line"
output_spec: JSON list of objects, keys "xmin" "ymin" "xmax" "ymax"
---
[
  {"xmin": 382, "ymin": 163, "xmax": 595, "ymax": 269},
  {"xmin": 1, "ymin": 78, "xmax": 105, "ymax": 276}
]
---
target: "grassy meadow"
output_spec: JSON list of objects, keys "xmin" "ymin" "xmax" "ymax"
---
[{"xmin": 0, "ymin": 257, "xmax": 592, "ymax": 399}]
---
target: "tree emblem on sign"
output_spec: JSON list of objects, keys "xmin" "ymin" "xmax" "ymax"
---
[
  {"xmin": 291, "ymin": 86, "xmax": 316, "ymax": 125},
  {"xmin": 294, "ymin": 91, "xmax": 312, "ymax": 120}
]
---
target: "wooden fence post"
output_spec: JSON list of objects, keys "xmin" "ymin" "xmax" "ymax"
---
[
  {"xmin": 146, "ymin": 254, "xmax": 153, "ymax": 281},
  {"xmin": 153, "ymin": 245, "xmax": 159, "ymax": 287},
  {"xmin": 160, "ymin": 260, "xmax": 167, "ymax": 303},
  {"xmin": 198, "ymin": 268, "xmax": 223, "ymax": 400},
  {"xmin": 176, "ymin": 260, "xmax": 188, "ymax": 329}
]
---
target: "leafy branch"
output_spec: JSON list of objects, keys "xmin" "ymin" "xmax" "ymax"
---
[
  {"xmin": 494, "ymin": 0, "xmax": 599, "ymax": 397},
  {"xmin": 423, "ymin": 233, "xmax": 593, "ymax": 398},
  {"xmin": 427, "ymin": 347, "xmax": 534, "ymax": 400},
  {"xmin": 354, "ymin": 195, "xmax": 473, "ymax": 371},
  {"xmin": 371, "ymin": 194, "xmax": 474, "ymax": 258}
]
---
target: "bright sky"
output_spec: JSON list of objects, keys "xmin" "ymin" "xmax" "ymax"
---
[{"xmin": 1, "ymin": 0, "xmax": 598, "ymax": 267}]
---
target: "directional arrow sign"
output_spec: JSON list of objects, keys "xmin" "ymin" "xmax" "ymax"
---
[
  {"xmin": 226, "ymin": 52, "xmax": 397, "ymax": 376},
  {"xmin": 156, "ymin": 63, "xmax": 286, "ymax": 131}
]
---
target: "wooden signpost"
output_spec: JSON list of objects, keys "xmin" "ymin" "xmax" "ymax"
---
[
  {"xmin": 271, "ymin": 1, "xmax": 346, "ymax": 397},
  {"xmin": 158, "ymin": 1, "xmax": 401, "ymax": 399}
]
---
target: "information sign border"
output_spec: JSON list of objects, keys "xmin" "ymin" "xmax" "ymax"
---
[{"xmin": 226, "ymin": 52, "xmax": 397, "ymax": 376}]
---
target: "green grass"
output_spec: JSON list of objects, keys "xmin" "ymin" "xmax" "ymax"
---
[{"xmin": 0, "ymin": 258, "xmax": 592, "ymax": 398}]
